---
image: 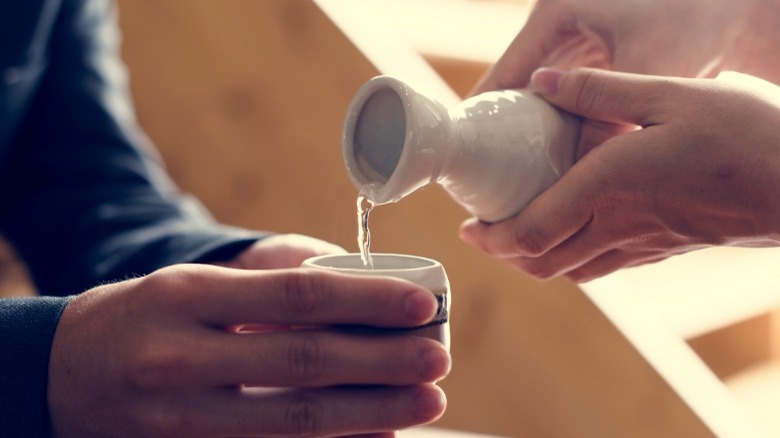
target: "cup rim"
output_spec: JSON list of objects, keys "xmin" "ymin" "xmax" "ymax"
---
[{"xmin": 302, "ymin": 253, "xmax": 441, "ymax": 272}]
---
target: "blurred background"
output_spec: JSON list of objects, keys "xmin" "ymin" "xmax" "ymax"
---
[{"xmin": 3, "ymin": 0, "xmax": 780, "ymax": 436}]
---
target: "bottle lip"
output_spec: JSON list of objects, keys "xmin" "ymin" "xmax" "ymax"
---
[{"xmin": 342, "ymin": 75, "xmax": 420, "ymax": 205}]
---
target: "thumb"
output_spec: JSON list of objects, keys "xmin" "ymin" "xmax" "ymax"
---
[{"xmin": 530, "ymin": 67, "xmax": 668, "ymax": 125}]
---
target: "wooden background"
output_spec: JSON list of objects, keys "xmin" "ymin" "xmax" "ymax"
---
[{"xmin": 0, "ymin": 1, "xmax": 734, "ymax": 437}]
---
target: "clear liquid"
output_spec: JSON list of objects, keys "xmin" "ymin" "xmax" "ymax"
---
[{"xmin": 357, "ymin": 184, "xmax": 378, "ymax": 269}]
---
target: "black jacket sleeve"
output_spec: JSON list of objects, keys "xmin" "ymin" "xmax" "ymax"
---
[
  {"xmin": 0, "ymin": 0, "xmax": 263, "ymax": 296},
  {"xmin": 0, "ymin": 296, "xmax": 69, "ymax": 436},
  {"xmin": 0, "ymin": 1, "xmax": 267, "ymax": 435}
]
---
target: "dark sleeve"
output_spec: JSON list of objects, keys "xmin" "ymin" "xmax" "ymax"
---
[
  {"xmin": 0, "ymin": 0, "xmax": 265, "ymax": 296},
  {"xmin": 0, "ymin": 296, "xmax": 69, "ymax": 437},
  {"xmin": 0, "ymin": 0, "xmax": 270, "ymax": 434}
]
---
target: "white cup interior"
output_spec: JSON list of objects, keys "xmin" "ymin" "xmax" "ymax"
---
[
  {"xmin": 301, "ymin": 253, "xmax": 448, "ymax": 292},
  {"xmin": 303, "ymin": 253, "xmax": 436, "ymax": 271}
]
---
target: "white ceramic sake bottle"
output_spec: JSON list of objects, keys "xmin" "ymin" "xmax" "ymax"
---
[{"xmin": 342, "ymin": 75, "xmax": 581, "ymax": 223}]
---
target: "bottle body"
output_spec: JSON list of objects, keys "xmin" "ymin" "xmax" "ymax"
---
[
  {"xmin": 441, "ymin": 89, "xmax": 580, "ymax": 222},
  {"xmin": 342, "ymin": 75, "xmax": 581, "ymax": 222}
]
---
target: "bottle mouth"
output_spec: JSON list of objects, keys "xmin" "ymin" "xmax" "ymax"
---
[
  {"xmin": 352, "ymin": 87, "xmax": 406, "ymax": 184},
  {"xmin": 343, "ymin": 76, "xmax": 412, "ymax": 204},
  {"xmin": 343, "ymin": 75, "xmax": 447, "ymax": 205}
]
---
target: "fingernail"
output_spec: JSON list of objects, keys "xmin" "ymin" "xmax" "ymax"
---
[
  {"xmin": 531, "ymin": 68, "xmax": 566, "ymax": 95},
  {"xmin": 404, "ymin": 289, "xmax": 436, "ymax": 323},
  {"xmin": 414, "ymin": 386, "xmax": 447, "ymax": 421},
  {"xmin": 420, "ymin": 347, "xmax": 451, "ymax": 381}
]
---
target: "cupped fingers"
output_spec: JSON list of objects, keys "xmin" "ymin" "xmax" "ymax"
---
[
  {"xmin": 505, "ymin": 215, "xmax": 670, "ymax": 281},
  {"xmin": 564, "ymin": 249, "xmax": 672, "ymax": 283},
  {"xmin": 193, "ymin": 384, "xmax": 446, "ymax": 438},
  {"xmin": 504, "ymin": 227, "xmax": 607, "ymax": 281},
  {"xmin": 187, "ymin": 268, "xmax": 438, "ymax": 329},
  {"xmin": 125, "ymin": 331, "xmax": 451, "ymax": 419},
  {"xmin": 460, "ymin": 204, "xmax": 592, "ymax": 260},
  {"xmin": 460, "ymin": 215, "xmax": 571, "ymax": 259},
  {"xmin": 194, "ymin": 330, "xmax": 451, "ymax": 388}
]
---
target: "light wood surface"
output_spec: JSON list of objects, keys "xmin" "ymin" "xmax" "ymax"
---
[{"xmin": 582, "ymin": 246, "xmax": 780, "ymax": 437}]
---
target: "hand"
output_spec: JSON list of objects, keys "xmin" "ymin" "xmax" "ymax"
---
[
  {"xmin": 472, "ymin": 0, "xmax": 774, "ymax": 157},
  {"xmin": 460, "ymin": 68, "xmax": 780, "ymax": 282},
  {"xmin": 225, "ymin": 233, "xmax": 347, "ymax": 270},
  {"xmin": 48, "ymin": 264, "xmax": 449, "ymax": 437}
]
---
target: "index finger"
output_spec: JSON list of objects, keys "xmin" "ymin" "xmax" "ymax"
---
[
  {"xmin": 531, "ymin": 67, "xmax": 677, "ymax": 126},
  {"xmin": 145, "ymin": 266, "xmax": 438, "ymax": 328}
]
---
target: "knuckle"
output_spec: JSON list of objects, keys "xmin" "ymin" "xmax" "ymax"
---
[
  {"xmin": 514, "ymin": 227, "xmax": 548, "ymax": 256},
  {"xmin": 516, "ymin": 258, "xmax": 556, "ymax": 280},
  {"xmin": 127, "ymin": 343, "xmax": 192, "ymax": 391},
  {"xmin": 137, "ymin": 265, "xmax": 199, "ymax": 309},
  {"xmin": 284, "ymin": 394, "xmax": 324, "ymax": 437},
  {"xmin": 282, "ymin": 271, "xmax": 329, "ymax": 316},
  {"xmin": 567, "ymin": 68, "xmax": 608, "ymax": 115},
  {"xmin": 286, "ymin": 334, "xmax": 327, "ymax": 383},
  {"xmin": 573, "ymin": 272, "xmax": 596, "ymax": 283},
  {"xmin": 143, "ymin": 264, "xmax": 192, "ymax": 288}
]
